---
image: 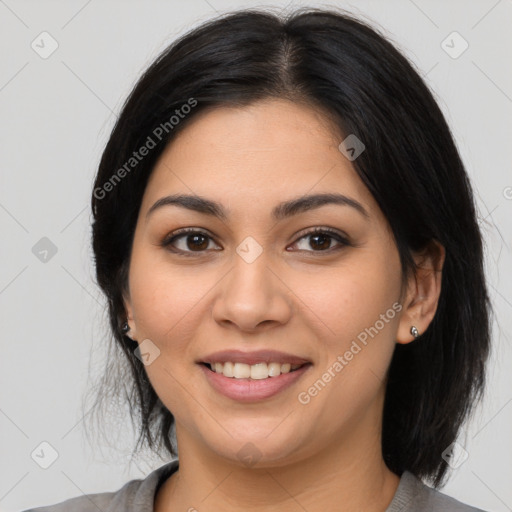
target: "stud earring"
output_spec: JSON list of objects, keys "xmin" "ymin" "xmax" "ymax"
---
[
  {"xmin": 410, "ymin": 326, "xmax": 420, "ymax": 339},
  {"xmin": 121, "ymin": 322, "xmax": 130, "ymax": 334}
]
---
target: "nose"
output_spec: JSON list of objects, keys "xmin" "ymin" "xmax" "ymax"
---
[{"xmin": 211, "ymin": 247, "xmax": 293, "ymax": 333}]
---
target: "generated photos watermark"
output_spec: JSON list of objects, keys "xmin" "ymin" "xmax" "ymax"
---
[
  {"xmin": 93, "ymin": 97, "xmax": 198, "ymax": 200},
  {"xmin": 297, "ymin": 301, "xmax": 403, "ymax": 405}
]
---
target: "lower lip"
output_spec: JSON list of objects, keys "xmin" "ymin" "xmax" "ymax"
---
[{"xmin": 199, "ymin": 363, "xmax": 312, "ymax": 402}]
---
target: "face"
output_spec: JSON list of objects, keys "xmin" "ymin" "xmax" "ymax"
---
[{"xmin": 123, "ymin": 98, "xmax": 417, "ymax": 467}]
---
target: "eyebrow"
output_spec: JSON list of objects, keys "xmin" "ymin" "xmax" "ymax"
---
[{"xmin": 146, "ymin": 192, "xmax": 369, "ymax": 222}]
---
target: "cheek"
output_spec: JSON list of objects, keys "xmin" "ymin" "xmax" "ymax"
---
[
  {"xmin": 299, "ymin": 253, "xmax": 402, "ymax": 350},
  {"xmin": 293, "ymin": 251, "xmax": 402, "ymax": 415},
  {"xmin": 130, "ymin": 274, "xmax": 210, "ymax": 359},
  {"xmin": 127, "ymin": 255, "xmax": 211, "ymax": 420},
  {"xmin": 128, "ymin": 238, "xmax": 207, "ymax": 338}
]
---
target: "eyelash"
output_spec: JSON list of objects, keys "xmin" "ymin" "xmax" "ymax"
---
[{"xmin": 160, "ymin": 227, "xmax": 351, "ymax": 257}]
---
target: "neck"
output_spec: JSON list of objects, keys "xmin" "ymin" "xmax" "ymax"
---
[{"xmin": 155, "ymin": 399, "xmax": 400, "ymax": 512}]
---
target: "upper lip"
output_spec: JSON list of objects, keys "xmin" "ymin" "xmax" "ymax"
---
[{"xmin": 198, "ymin": 350, "xmax": 311, "ymax": 366}]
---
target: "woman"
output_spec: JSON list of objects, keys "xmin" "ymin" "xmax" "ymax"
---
[{"xmin": 25, "ymin": 6, "xmax": 491, "ymax": 512}]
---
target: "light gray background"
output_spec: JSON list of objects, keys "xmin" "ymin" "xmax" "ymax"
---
[{"xmin": 1, "ymin": 0, "xmax": 511, "ymax": 511}]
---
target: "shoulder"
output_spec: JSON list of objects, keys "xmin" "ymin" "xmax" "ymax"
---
[
  {"xmin": 21, "ymin": 459, "xmax": 179, "ymax": 512},
  {"xmin": 386, "ymin": 470, "xmax": 488, "ymax": 512},
  {"xmin": 20, "ymin": 488, "xmax": 119, "ymax": 512}
]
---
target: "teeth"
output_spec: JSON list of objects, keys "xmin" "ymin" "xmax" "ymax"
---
[
  {"xmin": 250, "ymin": 362, "xmax": 268, "ymax": 380},
  {"xmin": 233, "ymin": 362, "xmax": 251, "ymax": 379},
  {"xmin": 267, "ymin": 362, "xmax": 282, "ymax": 377},
  {"xmin": 208, "ymin": 361, "xmax": 303, "ymax": 379},
  {"xmin": 223, "ymin": 361, "xmax": 234, "ymax": 377}
]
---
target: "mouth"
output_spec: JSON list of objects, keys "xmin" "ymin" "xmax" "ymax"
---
[
  {"xmin": 196, "ymin": 349, "xmax": 312, "ymax": 401},
  {"xmin": 200, "ymin": 361, "xmax": 309, "ymax": 380},
  {"xmin": 197, "ymin": 354, "xmax": 313, "ymax": 402}
]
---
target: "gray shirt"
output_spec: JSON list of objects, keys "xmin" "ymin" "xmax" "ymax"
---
[{"xmin": 22, "ymin": 459, "xmax": 487, "ymax": 511}]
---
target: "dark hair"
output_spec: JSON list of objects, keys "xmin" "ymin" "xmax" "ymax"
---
[{"xmin": 88, "ymin": 6, "xmax": 491, "ymax": 487}]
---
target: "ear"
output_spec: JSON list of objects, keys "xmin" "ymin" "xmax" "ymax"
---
[
  {"xmin": 122, "ymin": 288, "xmax": 137, "ymax": 341},
  {"xmin": 396, "ymin": 239, "xmax": 446, "ymax": 344}
]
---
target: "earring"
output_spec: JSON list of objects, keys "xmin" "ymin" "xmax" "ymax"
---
[
  {"xmin": 410, "ymin": 326, "xmax": 420, "ymax": 339},
  {"xmin": 121, "ymin": 322, "xmax": 130, "ymax": 334}
]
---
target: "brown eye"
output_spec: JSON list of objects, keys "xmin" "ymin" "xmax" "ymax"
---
[
  {"xmin": 183, "ymin": 233, "xmax": 209, "ymax": 251},
  {"xmin": 161, "ymin": 226, "xmax": 349, "ymax": 257},
  {"xmin": 290, "ymin": 227, "xmax": 350, "ymax": 253},
  {"xmin": 308, "ymin": 233, "xmax": 332, "ymax": 251},
  {"xmin": 161, "ymin": 229, "xmax": 219, "ymax": 255}
]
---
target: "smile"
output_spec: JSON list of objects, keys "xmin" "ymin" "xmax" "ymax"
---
[
  {"xmin": 199, "ymin": 361, "xmax": 312, "ymax": 402},
  {"xmin": 205, "ymin": 361, "xmax": 304, "ymax": 379}
]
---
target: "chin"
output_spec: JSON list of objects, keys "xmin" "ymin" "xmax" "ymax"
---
[{"xmin": 200, "ymin": 425, "xmax": 311, "ymax": 469}]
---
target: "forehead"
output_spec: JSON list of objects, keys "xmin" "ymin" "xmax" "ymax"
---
[{"xmin": 140, "ymin": 99, "xmax": 381, "ymax": 223}]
